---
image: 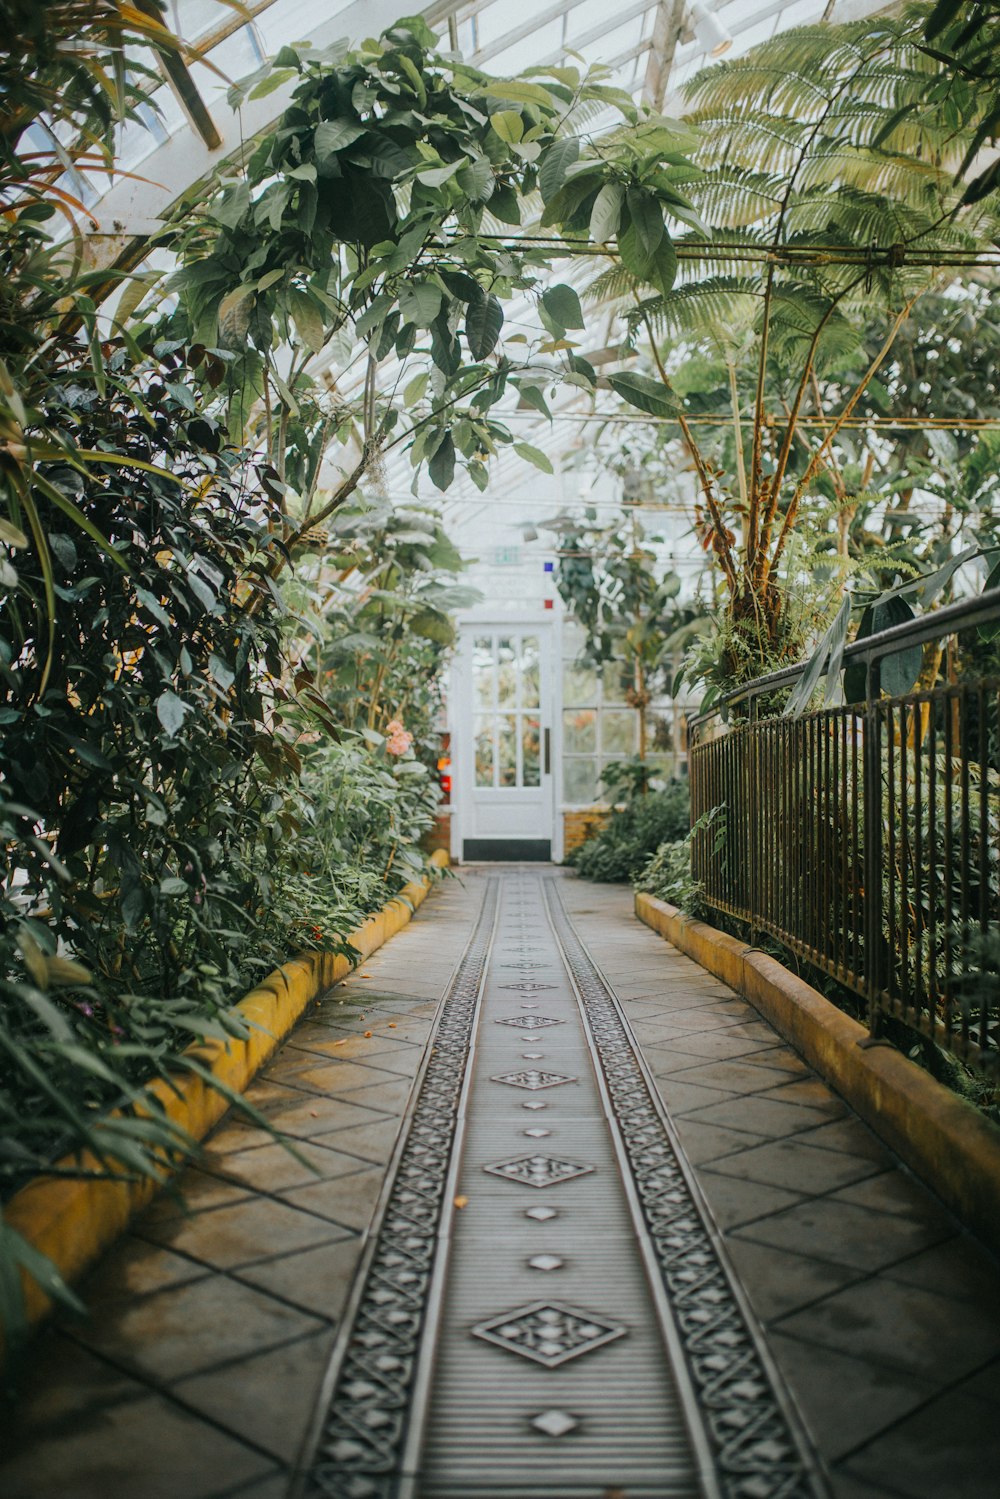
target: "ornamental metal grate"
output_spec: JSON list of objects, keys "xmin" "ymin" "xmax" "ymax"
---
[{"xmin": 689, "ymin": 593, "xmax": 1000, "ymax": 1072}]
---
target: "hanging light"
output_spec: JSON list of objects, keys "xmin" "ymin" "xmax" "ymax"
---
[{"xmin": 690, "ymin": 1, "xmax": 733, "ymax": 57}]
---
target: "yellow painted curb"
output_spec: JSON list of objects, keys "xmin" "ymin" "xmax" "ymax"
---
[
  {"xmin": 635, "ymin": 891, "xmax": 1000, "ymax": 1254},
  {"xmin": 4, "ymin": 851, "xmax": 450, "ymax": 1339}
]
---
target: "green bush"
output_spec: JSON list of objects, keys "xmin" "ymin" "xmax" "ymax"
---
[{"xmin": 569, "ymin": 777, "xmax": 690, "ymax": 883}]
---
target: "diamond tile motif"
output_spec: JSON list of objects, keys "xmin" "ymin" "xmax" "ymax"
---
[
  {"xmin": 531, "ymin": 1409, "xmax": 579, "ymax": 1437},
  {"xmin": 494, "ymin": 1015, "xmax": 564, "ymax": 1030},
  {"xmin": 522, "ymin": 1052, "xmax": 544, "ymax": 1060},
  {"xmin": 492, "ymin": 1070, "xmax": 576, "ymax": 1091},
  {"xmin": 528, "ymin": 1255, "xmax": 564, "ymax": 1272},
  {"xmin": 472, "ymin": 1302, "xmax": 627, "ymax": 1368},
  {"xmin": 524, "ymin": 1128, "xmax": 550, "ymax": 1138},
  {"xmin": 526, "ymin": 1206, "xmax": 557, "ymax": 1221},
  {"xmin": 483, "ymin": 1155, "xmax": 594, "ymax": 1189},
  {"xmin": 500, "ymin": 961, "xmax": 547, "ymax": 970},
  {"xmin": 522, "ymin": 1101, "xmax": 548, "ymax": 1110},
  {"xmin": 499, "ymin": 983, "xmax": 556, "ymax": 992}
]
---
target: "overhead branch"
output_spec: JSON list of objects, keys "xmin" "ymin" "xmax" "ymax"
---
[
  {"xmin": 637, "ymin": 304, "xmax": 738, "ymax": 589},
  {"xmin": 764, "ymin": 294, "xmax": 918, "ymax": 584}
]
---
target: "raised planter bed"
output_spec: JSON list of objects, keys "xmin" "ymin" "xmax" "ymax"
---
[
  {"xmin": 636, "ymin": 891, "xmax": 1000, "ymax": 1256},
  {"xmin": 3, "ymin": 851, "xmax": 449, "ymax": 1346}
]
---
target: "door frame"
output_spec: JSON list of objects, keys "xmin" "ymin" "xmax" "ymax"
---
[{"xmin": 449, "ymin": 612, "xmax": 563, "ymax": 864}]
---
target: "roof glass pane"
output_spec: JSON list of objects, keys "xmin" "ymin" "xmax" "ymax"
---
[
  {"xmin": 475, "ymin": 0, "xmax": 544, "ymax": 51},
  {"xmin": 489, "ymin": 20, "xmax": 565, "ymax": 73}
]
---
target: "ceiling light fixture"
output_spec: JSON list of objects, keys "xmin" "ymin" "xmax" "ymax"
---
[{"xmin": 690, "ymin": 1, "xmax": 733, "ymax": 57}]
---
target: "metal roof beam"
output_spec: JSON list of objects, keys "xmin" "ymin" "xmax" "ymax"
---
[
  {"xmin": 134, "ymin": 0, "xmax": 222, "ymax": 150},
  {"xmin": 642, "ymin": 0, "xmax": 687, "ymax": 111}
]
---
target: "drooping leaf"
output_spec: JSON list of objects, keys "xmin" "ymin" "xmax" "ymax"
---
[
  {"xmin": 156, "ymin": 690, "xmax": 188, "ymax": 737},
  {"xmin": 427, "ymin": 431, "xmax": 456, "ymax": 491},
  {"xmin": 590, "ymin": 181, "xmax": 624, "ymax": 243},
  {"xmin": 315, "ymin": 118, "xmax": 367, "ymax": 159},
  {"xmin": 466, "ymin": 292, "xmax": 503, "ymax": 359},
  {"xmin": 514, "ymin": 442, "xmax": 554, "ymax": 475},
  {"xmin": 608, "ymin": 372, "xmax": 680, "ymax": 417},
  {"xmin": 626, "ymin": 187, "xmax": 665, "ymax": 257},
  {"xmin": 539, "ymin": 137, "xmax": 580, "ymax": 203},
  {"xmin": 490, "ymin": 110, "xmax": 524, "ymax": 144},
  {"xmin": 541, "ymin": 283, "xmax": 584, "ymax": 332},
  {"xmin": 399, "ymin": 280, "xmax": 443, "ymax": 327}
]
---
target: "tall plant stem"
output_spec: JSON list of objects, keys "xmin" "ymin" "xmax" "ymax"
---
[
  {"xmin": 727, "ymin": 358, "xmax": 748, "ymax": 514},
  {"xmin": 755, "ymin": 276, "xmax": 863, "ymax": 574},
  {"xmin": 639, "ymin": 306, "xmax": 737, "ymax": 591},
  {"xmin": 746, "ymin": 37, "xmax": 883, "ymax": 559},
  {"xmin": 765, "ymin": 295, "xmax": 918, "ymax": 584}
]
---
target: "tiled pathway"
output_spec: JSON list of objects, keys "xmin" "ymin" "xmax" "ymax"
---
[
  {"xmin": 2, "ymin": 867, "xmax": 999, "ymax": 1499},
  {"xmin": 560, "ymin": 879, "xmax": 1000, "ymax": 1499}
]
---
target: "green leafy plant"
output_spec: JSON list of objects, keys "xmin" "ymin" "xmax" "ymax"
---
[{"xmin": 569, "ymin": 775, "xmax": 690, "ymax": 883}]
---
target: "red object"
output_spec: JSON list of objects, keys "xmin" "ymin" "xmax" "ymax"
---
[
  {"xmin": 437, "ymin": 754, "xmax": 452, "ymax": 800},
  {"xmin": 543, "ymin": 598, "xmax": 554, "ymax": 610}
]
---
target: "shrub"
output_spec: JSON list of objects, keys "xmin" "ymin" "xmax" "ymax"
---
[{"xmin": 569, "ymin": 777, "xmax": 690, "ymax": 883}]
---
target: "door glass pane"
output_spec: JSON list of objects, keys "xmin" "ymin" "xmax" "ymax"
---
[
  {"xmin": 602, "ymin": 661, "xmax": 629, "ymax": 701},
  {"xmin": 603, "ymin": 709, "xmax": 636, "ymax": 755},
  {"xmin": 563, "ymin": 664, "xmax": 597, "ymax": 707},
  {"xmin": 563, "ymin": 707, "xmax": 597, "ymax": 754},
  {"xmin": 498, "ymin": 714, "xmax": 517, "ymax": 786},
  {"xmin": 497, "ymin": 636, "xmax": 517, "ymax": 707},
  {"xmin": 564, "ymin": 757, "xmax": 598, "ymax": 803},
  {"xmin": 520, "ymin": 636, "xmax": 540, "ymax": 708},
  {"xmin": 474, "ymin": 714, "xmax": 494, "ymax": 786},
  {"xmin": 522, "ymin": 715, "xmax": 541, "ymax": 787},
  {"xmin": 473, "ymin": 637, "xmax": 494, "ymax": 709}
]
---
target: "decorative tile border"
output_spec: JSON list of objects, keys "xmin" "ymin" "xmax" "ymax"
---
[
  {"xmin": 546, "ymin": 879, "xmax": 828, "ymax": 1499},
  {"xmin": 298, "ymin": 879, "xmax": 499, "ymax": 1499}
]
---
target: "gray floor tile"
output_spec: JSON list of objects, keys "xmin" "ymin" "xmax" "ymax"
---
[
  {"xmin": 775, "ymin": 1276, "xmax": 1000, "ymax": 1382},
  {"xmin": 234, "ymin": 1237, "xmax": 364, "ymax": 1321},
  {"xmin": 174, "ymin": 1330, "xmax": 335, "ymax": 1464},
  {"xmin": 685, "ymin": 1092, "xmax": 836, "ymax": 1139},
  {"xmin": 697, "ymin": 1168, "xmax": 805, "ymax": 1229},
  {"xmin": 841, "ymin": 1387, "xmax": 1000, "ymax": 1499},
  {"xmin": 738, "ymin": 1196, "xmax": 954, "ymax": 1273},
  {"xmin": 0, "ymin": 1393, "xmax": 276, "ymax": 1499},
  {"xmin": 723, "ymin": 1237, "xmax": 864, "ymax": 1322},
  {"xmin": 73, "ymin": 1274, "xmax": 325, "ymax": 1383},
  {"xmin": 767, "ymin": 1332, "xmax": 935, "ymax": 1463},
  {"xmin": 280, "ymin": 1165, "xmax": 386, "ymax": 1232},
  {"xmin": 137, "ymin": 1194, "xmax": 351, "ymax": 1270},
  {"xmin": 706, "ymin": 1137, "xmax": 882, "ymax": 1196}
]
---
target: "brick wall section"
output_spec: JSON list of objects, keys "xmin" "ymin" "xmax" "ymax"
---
[
  {"xmin": 421, "ymin": 811, "xmax": 452, "ymax": 855},
  {"xmin": 562, "ymin": 807, "xmax": 611, "ymax": 855}
]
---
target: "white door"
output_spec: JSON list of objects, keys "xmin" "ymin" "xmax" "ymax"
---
[{"xmin": 453, "ymin": 623, "xmax": 555, "ymax": 861}]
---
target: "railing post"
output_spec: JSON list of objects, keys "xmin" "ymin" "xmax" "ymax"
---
[
  {"xmin": 749, "ymin": 691, "xmax": 761, "ymax": 944},
  {"xmin": 863, "ymin": 657, "xmax": 887, "ymax": 1034}
]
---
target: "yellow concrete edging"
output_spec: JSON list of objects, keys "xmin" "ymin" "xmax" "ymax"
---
[
  {"xmin": 4, "ymin": 850, "xmax": 450, "ymax": 1336},
  {"xmin": 635, "ymin": 890, "xmax": 1000, "ymax": 1255}
]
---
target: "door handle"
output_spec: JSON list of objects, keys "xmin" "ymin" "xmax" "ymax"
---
[{"xmin": 544, "ymin": 727, "xmax": 551, "ymax": 775}]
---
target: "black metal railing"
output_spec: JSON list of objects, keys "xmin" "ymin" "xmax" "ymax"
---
[{"xmin": 689, "ymin": 592, "xmax": 1000, "ymax": 1071}]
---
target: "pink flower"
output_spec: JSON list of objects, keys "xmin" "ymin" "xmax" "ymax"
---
[{"xmin": 384, "ymin": 718, "xmax": 413, "ymax": 757}]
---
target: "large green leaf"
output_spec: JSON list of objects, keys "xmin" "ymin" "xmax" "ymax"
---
[
  {"xmin": 315, "ymin": 118, "xmax": 366, "ymax": 159},
  {"xmin": 541, "ymin": 283, "xmax": 584, "ymax": 332},
  {"xmin": 427, "ymin": 431, "xmax": 456, "ymax": 491},
  {"xmin": 399, "ymin": 280, "xmax": 443, "ymax": 327},
  {"xmin": 626, "ymin": 187, "xmax": 665, "ymax": 257},
  {"xmin": 590, "ymin": 181, "xmax": 624, "ymax": 243},
  {"xmin": 608, "ymin": 372, "xmax": 680, "ymax": 417},
  {"xmin": 466, "ymin": 292, "xmax": 503, "ymax": 359},
  {"xmin": 539, "ymin": 137, "xmax": 580, "ymax": 203},
  {"xmin": 514, "ymin": 442, "xmax": 554, "ymax": 474}
]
